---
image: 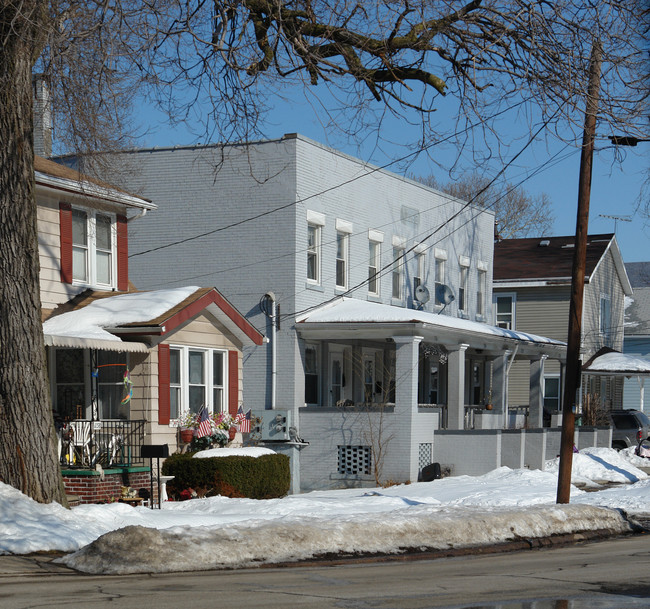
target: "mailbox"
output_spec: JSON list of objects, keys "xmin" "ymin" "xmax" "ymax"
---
[{"xmin": 140, "ymin": 444, "xmax": 169, "ymax": 459}]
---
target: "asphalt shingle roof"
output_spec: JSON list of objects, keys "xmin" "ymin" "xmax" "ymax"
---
[{"xmin": 493, "ymin": 234, "xmax": 614, "ymax": 282}]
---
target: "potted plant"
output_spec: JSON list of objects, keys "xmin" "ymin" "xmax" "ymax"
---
[{"xmin": 178, "ymin": 412, "xmax": 198, "ymax": 443}]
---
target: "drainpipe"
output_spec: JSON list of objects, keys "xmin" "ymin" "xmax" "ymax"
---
[{"xmin": 264, "ymin": 292, "xmax": 277, "ymax": 410}]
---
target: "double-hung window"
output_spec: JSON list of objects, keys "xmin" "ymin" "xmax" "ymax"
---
[
  {"xmin": 477, "ymin": 268, "xmax": 487, "ymax": 317},
  {"xmin": 459, "ymin": 266, "xmax": 468, "ymax": 312},
  {"xmin": 307, "ymin": 223, "xmax": 321, "ymax": 283},
  {"xmin": 169, "ymin": 346, "xmax": 228, "ymax": 421},
  {"xmin": 335, "ymin": 231, "xmax": 348, "ymax": 289},
  {"xmin": 368, "ymin": 240, "xmax": 381, "ymax": 295},
  {"xmin": 304, "ymin": 344, "xmax": 319, "ymax": 405},
  {"xmin": 495, "ymin": 294, "xmax": 516, "ymax": 329},
  {"xmin": 392, "ymin": 246, "xmax": 405, "ymax": 300},
  {"xmin": 72, "ymin": 209, "xmax": 115, "ymax": 287},
  {"xmin": 414, "ymin": 251, "xmax": 426, "ymax": 294},
  {"xmin": 600, "ymin": 295, "xmax": 611, "ymax": 342},
  {"xmin": 434, "ymin": 256, "xmax": 446, "ymax": 305}
]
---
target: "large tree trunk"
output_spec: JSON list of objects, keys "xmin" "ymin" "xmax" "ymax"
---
[{"xmin": 0, "ymin": 2, "xmax": 68, "ymax": 505}]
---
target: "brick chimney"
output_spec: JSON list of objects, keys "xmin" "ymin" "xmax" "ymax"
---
[{"xmin": 32, "ymin": 75, "xmax": 53, "ymax": 157}]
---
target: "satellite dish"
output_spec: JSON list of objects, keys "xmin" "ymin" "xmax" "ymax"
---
[
  {"xmin": 435, "ymin": 284, "xmax": 455, "ymax": 305},
  {"xmin": 414, "ymin": 285, "xmax": 431, "ymax": 304}
]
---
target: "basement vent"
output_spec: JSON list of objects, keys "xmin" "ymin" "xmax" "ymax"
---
[{"xmin": 337, "ymin": 445, "xmax": 372, "ymax": 475}]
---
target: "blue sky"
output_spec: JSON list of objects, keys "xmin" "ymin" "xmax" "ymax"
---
[{"xmin": 134, "ymin": 91, "xmax": 649, "ymax": 264}]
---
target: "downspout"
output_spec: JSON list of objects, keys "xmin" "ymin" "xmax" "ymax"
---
[
  {"xmin": 504, "ymin": 345, "xmax": 519, "ymax": 427},
  {"xmin": 127, "ymin": 209, "xmax": 148, "ymax": 222},
  {"xmin": 264, "ymin": 292, "xmax": 277, "ymax": 410}
]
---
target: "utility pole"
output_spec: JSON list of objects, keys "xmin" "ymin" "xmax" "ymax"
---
[{"xmin": 556, "ymin": 40, "xmax": 602, "ymax": 504}]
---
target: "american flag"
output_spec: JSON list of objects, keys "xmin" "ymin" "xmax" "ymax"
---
[
  {"xmin": 196, "ymin": 407, "xmax": 212, "ymax": 438},
  {"xmin": 235, "ymin": 406, "xmax": 252, "ymax": 433}
]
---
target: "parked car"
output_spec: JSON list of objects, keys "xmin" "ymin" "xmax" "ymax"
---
[{"xmin": 609, "ymin": 409, "xmax": 650, "ymax": 450}]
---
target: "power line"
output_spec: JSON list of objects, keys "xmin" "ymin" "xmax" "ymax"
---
[
  {"xmin": 284, "ymin": 111, "xmax": 564, "ymax": 322},
  {"xmin": 128, "ymin": 99, "xmax": 534, "ymax": 259}
]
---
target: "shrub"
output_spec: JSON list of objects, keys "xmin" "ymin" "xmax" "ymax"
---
[{"xmin": 162, "ymin": 452, "xmax": 290, "ymax": 500}]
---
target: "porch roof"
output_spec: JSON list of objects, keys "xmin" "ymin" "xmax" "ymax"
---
[
  {"xmin": 43, "ymin": 286, "xmax": 264, "ymax": 349},
  {"xmin": 582, "ymin": 347, "xmax": 650, "ymax": 376},
  {"xmin": 296, "ymin": 298, "xmax": 566, "ymax": 359}
]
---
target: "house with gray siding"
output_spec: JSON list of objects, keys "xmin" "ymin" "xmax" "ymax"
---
[
  {"xmin": 493, "ymin": 234, "xmax": 632, "ymax": 424},
  {"xmin": 82, "ymin": 134, "xmax": 568, "ymax": 491},
  {"xmin": 623, "ymin": 262, "xmax": 650, "ymax": 412}
]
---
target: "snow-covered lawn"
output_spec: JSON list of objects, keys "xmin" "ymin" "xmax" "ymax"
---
[{"xmin": 1, "ymin": 447, "xmax": 647, "ymax": 574}]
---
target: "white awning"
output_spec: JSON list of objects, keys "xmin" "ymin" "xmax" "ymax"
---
[{"xmin": 43, "ymin": 334, "xmax": 149, "ymax": 353}]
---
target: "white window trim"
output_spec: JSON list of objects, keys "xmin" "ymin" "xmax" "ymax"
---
[
  {"xmin": 335, "ymin": 218, "xmax": 353, "ymax": 234},
  {"xmin": 434, "ymin": 256, "xmax": 446, "ymax": 307},
  {"xmin": 335, "ymin": 230, "xmax": 349, "ymax": 289},
  {"xmin": 304, "ymin": 342, "xmax": 320, "ymax": 406},
  {"xmin": 71, "ymin": 207, "xmax": 117, "ymax": 289},
  {"xmin": 307, "ymin": 222, "xmax": 322, "ymax": 284},
  {"xmin": 368, "ymin": 229, "xmax": 384, "ymax": 243},
  {"xmin": 306, "ymin": 210, "xmax": 326, "ymax": 226},
  {"xmin": 599, "ymin": 294, "xmax": 612, "ymax": 339},
  {"xmin": 494, "ymin": 292, "xmax": 517, "ymax": 329},
  {"xmin": 477, "ymin": 268, "xmax": 487, "ymax": 318},
  {"xmin": 458, "ymin": 265, "xmax": 468, "ymax": 313},
  {"xmin": 368, "ymin": 239, "xmax": 381, "ymax": 296},
  {"xmin": 392, "ymin": 246, "xmax": 405, "ymax": 301},
  {"xmin": 168, "ymin": 345, "xmax": 228, "ymax": 426}
]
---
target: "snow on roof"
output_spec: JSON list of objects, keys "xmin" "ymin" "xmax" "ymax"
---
[
  {"xmin": 583, "ymin": 351, "xmax": 650, "ymax": 375},
  {"xmin": 299, "ymin": 298, "xmax": 564, "ymax": 346},
  {"xmin": 43, "ymin": 286, "xmax": 199, "ymax": 345}
]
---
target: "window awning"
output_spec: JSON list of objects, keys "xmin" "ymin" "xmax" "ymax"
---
[{"xmin": 43, "ymin": 333, "xmax": 149, "ymax": 353}]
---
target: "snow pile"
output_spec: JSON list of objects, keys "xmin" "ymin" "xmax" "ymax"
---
[
  {"xmin": 60, "ymin": 504, "xmax": 629, "ymax": 575},
  {"xmin": 193, "ymin": 447, "xmax": 276, "ymax": 459},
  {"xmin": 545, "ymin": 447, "xmax": 649, "ymax": 484},
  {"xmin": 1, "ymin": 446, "xmax": 648, "ymax": 574}
]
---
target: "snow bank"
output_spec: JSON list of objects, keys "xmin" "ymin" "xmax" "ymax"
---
[
  {"xmin": 193, "ymin": 447, "xmax": 276, "ymax": 459},
  {"xmin": 60, "ymin": 504, "xmax": 631, "ymax": 575},
  {"xmin": 545, "ymin": 447, "xmax": 649, "ymax": 484}
]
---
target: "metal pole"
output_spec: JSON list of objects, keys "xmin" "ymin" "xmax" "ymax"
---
[{"xmin": 557, "ymin": 39, "xmax": 602, "ymax": 504}]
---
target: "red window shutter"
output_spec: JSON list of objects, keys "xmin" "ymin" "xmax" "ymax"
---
[
  {"xmin": 116, "ymin": 215, "xmax": 128, "ymax": 291},
  {"xmin": 158, "ymin": 344, "xmax": 171, "ymax": 425},
  {"xmin": 228, "ymin": 350, "xmax": 239, "ymax": 416},
  {"xmin": 59, "ymin": 202, "xmax": 73, "ymax": 283}
]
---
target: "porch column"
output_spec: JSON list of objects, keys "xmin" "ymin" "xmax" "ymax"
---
[
  {"xmin": 392, "ymin": 336, "xmax": 423, "ymax": 484},
  {"xmin": 491, "ymin": 350, "xmax": 510, "ymax": 428},
  {"xmin": 392, "ymin": 336, "xmax": 423, "ymax": 416},
  {"xmin": 529, "ymin": 355, "xmax": 547, "ymax": 428},
  {"xmin": 447, "ymin": 344, "xmax": 469, "ymax": 430}
]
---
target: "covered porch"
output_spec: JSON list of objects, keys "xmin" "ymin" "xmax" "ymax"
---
[{"xmin": 296, "ymin": 299, "xmax": 566, "ymax": 489}]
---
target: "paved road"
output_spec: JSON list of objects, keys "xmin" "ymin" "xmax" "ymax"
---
[{"xmin": 1, "ymin": 535, "xmax": 648, "ymax": 609}]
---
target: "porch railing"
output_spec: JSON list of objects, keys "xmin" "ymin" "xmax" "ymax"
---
[{"xmin": 59, "ymin": 419, "xmax": 146, "ymax": 468}]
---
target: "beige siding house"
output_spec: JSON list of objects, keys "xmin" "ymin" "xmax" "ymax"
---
[
  {"xmin": 35, "ymin": 157, "xmax": 263, "ymax": 503},
  {"xmin": 493, "ymin": 234, "xmax": 632, "ymax": 425}
]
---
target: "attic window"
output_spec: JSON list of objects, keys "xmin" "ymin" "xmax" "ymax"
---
[{"xmin": 539, "ymin": 240, "xmax": 550, "ymax": 247}]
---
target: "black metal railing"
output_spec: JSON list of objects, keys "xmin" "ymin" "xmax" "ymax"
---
[{"xmin": 58, "ymin": 419, "xmax": 146, "ymax": 468}]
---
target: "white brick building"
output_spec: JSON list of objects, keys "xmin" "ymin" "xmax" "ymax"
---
[{"xmin": 96, "ymin": 134, "xmax": 566, "ymax": 491}]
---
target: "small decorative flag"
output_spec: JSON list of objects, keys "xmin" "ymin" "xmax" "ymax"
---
[
  {"xmin": 236, "ymin": 406, "xmax": 252, "ymax": 433},
  {"xmin": 196, "ymin": 406, "xmax": 212, "ymax": 438}
]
